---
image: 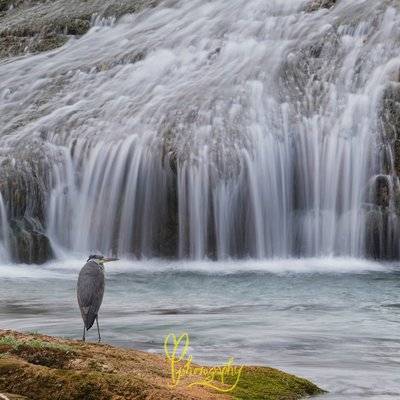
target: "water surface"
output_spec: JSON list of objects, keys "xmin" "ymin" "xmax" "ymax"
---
[{"xmin": 1, "ymin": 258, "xmax": 399, "ymax": 399}]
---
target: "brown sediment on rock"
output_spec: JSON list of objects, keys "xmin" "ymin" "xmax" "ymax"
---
[{"xmin": 0, "ymin": 329, "xmax": 324, "ymax": 400}]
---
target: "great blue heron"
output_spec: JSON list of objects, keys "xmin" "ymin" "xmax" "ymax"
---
[{"xmin": 77, "ymin": 255, "xmax": 118, "ymax": 342}]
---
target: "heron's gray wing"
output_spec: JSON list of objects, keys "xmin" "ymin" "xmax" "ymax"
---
[{"xmin": 77, "ymin": 262, "xmax": 105, "ymax": 330}]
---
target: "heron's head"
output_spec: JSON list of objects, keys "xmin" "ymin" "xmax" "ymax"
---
[{"xmin": 87, "ymin": 254, "xmax": 119, "ymax": 265}]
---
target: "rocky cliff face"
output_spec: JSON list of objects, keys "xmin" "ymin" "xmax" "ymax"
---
[{"xmin": 366, "ymin": 70, "xmax": 400, "ymax": 259}]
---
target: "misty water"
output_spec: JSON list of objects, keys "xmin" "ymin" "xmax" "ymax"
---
[{"xmin": 1, "ymin": 258, "xmax": 400, "ymax": 400}]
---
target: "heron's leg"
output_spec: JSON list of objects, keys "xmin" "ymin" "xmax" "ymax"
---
[
  {"xmin": 82, "ymin": 325, "xmax": 86, "ymax": 342},
  {"xmin": 96, "ymin": 316, "xmax": 101, "ymax": 343}
]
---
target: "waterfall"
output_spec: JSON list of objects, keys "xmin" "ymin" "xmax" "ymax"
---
[
  {"xmin": 0, "ymin": 193, "xmax": 10, "ymax": 262},
  {"xmin": 1, "ymin": 0, "xmax": 400, "ymax": 261}
]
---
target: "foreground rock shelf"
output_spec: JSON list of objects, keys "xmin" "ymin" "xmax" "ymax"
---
[{"xmin": 0, "ymin": 330, "xmax": 324, "ymax": 400}]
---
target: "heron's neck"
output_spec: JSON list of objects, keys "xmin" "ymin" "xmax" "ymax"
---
[{"xmin": 92, "ymin": 260, "xmax": 104, "ymax": 269}]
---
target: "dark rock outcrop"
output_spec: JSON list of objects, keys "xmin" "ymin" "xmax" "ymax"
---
[
  {"xmin": 374, "ymin": 175, "xmax": 390, "ymax": 208},
  {"xmin": 0, "ymin": 147, "xmax": 54, "ymax": 264},
  {"xmin": 367, "ymin": 78, "xmax": 400, "ymax": 259},
  {"xmin": 9, "ymin": 218, "xmax": 52, "ymax": 264},
  {"xmin": 365, "ymin": 175, "xmax": 394, "ymax": 259},
  {"xmin": 0, "ymin": 0, "xmax": 13, "ymax": 12},
  {"xmin": 305, "ymin": 0, "xmax": 337, "ymax": 12}
]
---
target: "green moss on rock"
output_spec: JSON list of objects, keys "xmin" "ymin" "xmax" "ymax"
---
[
  {"xmin": 229, "ymin": 367, "xmax": 325, "ymax": 400},
  {"xmin": 0, "ymin": 335, "xmax": 75, "ymax": 368}
]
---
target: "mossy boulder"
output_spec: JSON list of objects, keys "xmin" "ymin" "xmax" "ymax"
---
[
  {"xmin": 0, "ymin": 330, "xmax": 324, "ymax": 400},
  {"xmin": 228, "ymin": 367, "xmax": 323, "ymax": 400}
]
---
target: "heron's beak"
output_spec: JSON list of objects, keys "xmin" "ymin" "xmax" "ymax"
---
[{"xmin": 103, "ymin": 257, "xmax": 119, "ymax": 263}]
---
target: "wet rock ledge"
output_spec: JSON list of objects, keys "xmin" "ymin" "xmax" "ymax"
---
[
  {"xmin": 0, "ymin": 0, "xmax": 160, "ymax": 59},
  {"xmin": 0, "ymin": 330, "xmax": 324, "ymax": 400},
  {"xmin": 305, "ymin": 0, "xmax": 337, "ymax": 12}
]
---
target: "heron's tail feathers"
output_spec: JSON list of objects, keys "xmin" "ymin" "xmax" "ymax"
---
[
  {"xmin": 81, "ymin": 308, "xmax": 97, "ymax": 330},
  {"xmin": 84, "ymin": 314, "xmax": 96, "ymax": 330}
]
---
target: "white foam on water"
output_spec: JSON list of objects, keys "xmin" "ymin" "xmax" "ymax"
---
[{"xmin": 0, "ymin": 257, "xmax": 391, "ymax": 279}]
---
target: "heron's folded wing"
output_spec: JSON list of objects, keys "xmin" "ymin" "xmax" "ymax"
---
[{"xmin": 77, "ymin": 263, "xmax": 105, "ymax": 329}]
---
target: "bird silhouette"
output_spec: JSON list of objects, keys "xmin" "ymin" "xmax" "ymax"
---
[{"xmin": 77, "ymin": 255, "xmax": 118, "ymax": 342}]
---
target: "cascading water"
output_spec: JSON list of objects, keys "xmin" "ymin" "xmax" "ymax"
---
[
  {"xmin": 0, "ymin": 193, "xmax": 10, "ymax": 262},
  {"xmin": 1, "ymin": 0, "xmax": 400, "ymax": 261}
]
